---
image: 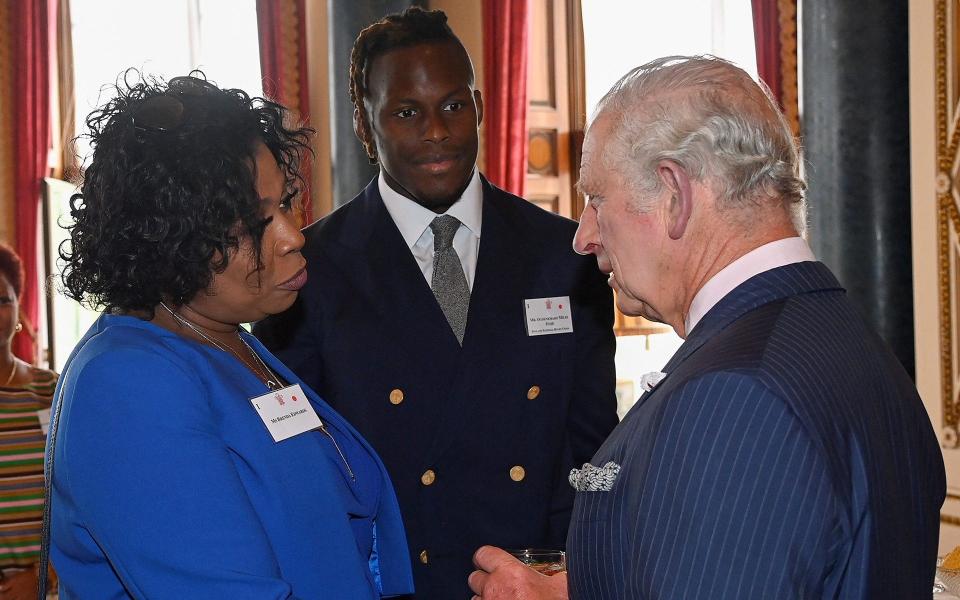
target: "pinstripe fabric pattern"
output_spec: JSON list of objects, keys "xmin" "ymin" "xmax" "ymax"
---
[
  {"xmin": 0, "ymin": 367, "xmax": 55, "ymax": 568},
  {"xmin": 568, "ymin": 262, "xmax": 945, "ymax": 599}
]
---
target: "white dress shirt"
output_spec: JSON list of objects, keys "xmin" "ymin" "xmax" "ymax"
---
[
  {"xmin": 379, "ymin": 169, "xmax": 483, "ymax": 291},
  {"xmin": 684, "ymin": 237, "xmax": 816, "ymax": 334}
]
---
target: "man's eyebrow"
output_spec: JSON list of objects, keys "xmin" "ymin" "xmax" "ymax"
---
[{"xmin": 576, "ymin": 170, "xmax": 598, "ymax": 196}]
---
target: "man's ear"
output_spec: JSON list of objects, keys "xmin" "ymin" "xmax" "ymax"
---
[
  {"xmin": 353, "ymin": 107, "xmax": 365, "ymax": 139},
  {"xmin": 658, "ymin": 160, "xmax": 693, "ymax": 240},
  {"xmin": 353, "ymin": 106, "xmax": 379, "ymax": 162},
  {"xmin": 474, "ymin": 89, "xmax": 484, "ymax": 127}
]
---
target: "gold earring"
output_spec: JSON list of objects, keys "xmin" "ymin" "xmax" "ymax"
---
[{"xmin": 14, "ymin": 323, "xmax": 22, "ymax": 333}]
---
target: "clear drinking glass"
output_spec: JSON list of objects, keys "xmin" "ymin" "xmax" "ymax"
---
[{"xmin": 507, "ymin": 549, "xmax": 566, "ymax": 576}]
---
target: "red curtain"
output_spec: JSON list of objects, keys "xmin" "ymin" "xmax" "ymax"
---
[
  {"xmin": 256, "ymin": 0, "xmax": 312, "ymax": 223},
  {"xmin": 483, "ymin": 0, "xmax": 529, "ymax": 197},
  {"xmin": 10, "ymin": 0, "xmax": 55, "ymax": 363},
  {"xmin": 752, "ymin": 0, "xmax": 799, "ymax": 138},
  {"xmin": 752, "ymin": 0, "xmax": 782, "ymax": 105}
]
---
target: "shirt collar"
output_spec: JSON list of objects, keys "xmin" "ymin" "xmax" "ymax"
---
[
  {"xmin": 685, "ymin": 237, "xmax": 816, "ymax": 335},
  {"xmin": 378, "ymin": 169, "xmax": 483, "ymax": 249}
]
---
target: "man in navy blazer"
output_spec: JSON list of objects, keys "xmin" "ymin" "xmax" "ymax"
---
[
  {"xmin": 254, "ymin": 7, "xmax": 618, "ymax": 599},
  {"xmin": 470, "ymin": 56, "xmax": 945, "ymax": 599}
]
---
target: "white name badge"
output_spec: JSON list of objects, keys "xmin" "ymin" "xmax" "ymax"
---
[
  {"xmin": 249, "ymin": 384, "xmax": 323, "ymax": 442},
  {"xmin": 36, "ymin": 408, "xmax": 51, "ymax": 436},
  {"xmin": 523, "ymin": 295, "xmax": 574, "ymax": 336}
]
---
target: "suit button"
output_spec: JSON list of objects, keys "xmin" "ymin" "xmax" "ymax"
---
[
  {"xmin": 421, "ymin": 469, "xmax": 436, "ymax": 485},
  {"xmin": 526, "ymin": 385, "xmax": 541, "ymax": 400},
  {"xmin": 509, "ymin": 465, "xmax": 526, "ymax": 481},
  {"xmin": 419, "ymin": 549, "xmax": 429, "ymax": 564},
  {"xmin": 389, "ymin": 389, "xmax": 404, "ymax": 405}
]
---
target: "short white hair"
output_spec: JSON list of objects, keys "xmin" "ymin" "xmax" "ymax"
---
[{"xmin": 589, "ymin": 55, "xmax": 806, "ymax": 232}]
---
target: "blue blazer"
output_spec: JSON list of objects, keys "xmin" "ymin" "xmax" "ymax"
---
[
  {"xmin": 49, "ymin": 314, "xmax": 413, "ymax": 599},
  {"xmin": 255, "ymin": 176, "xmax": 619, "ymax": 599},
  {"xmin": 567, "ymin": 261, "xmax": 945, "ymax": 599}
]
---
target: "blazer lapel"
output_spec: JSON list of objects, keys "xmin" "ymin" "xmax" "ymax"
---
[
  {"xmin": 427, "ymin": 181, "xmax": 534, "ymax": 459},
  {"xmin": 624, "ymin": 261, "xmax": 844, "ymax": 417},
  {"xmin": 325, "ymin": 180, "xmax": 462, "ymax": 354}
]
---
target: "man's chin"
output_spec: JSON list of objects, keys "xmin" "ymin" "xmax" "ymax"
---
[
  {"xmin": 616, "ymin": 298, "xmax": 666, "ymax": 324},
  {"xmin": 615, "ymin": 298, "xmax": 647, "ymax": 318}
]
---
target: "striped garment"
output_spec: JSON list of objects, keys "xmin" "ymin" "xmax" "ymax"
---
[
  {"xmin": 567, "ymin": 261, "xmax": 945, "ymax": 599},
  {"xmin": 0, "ymin": 366, "xmax": 57, "ymax": 568}
]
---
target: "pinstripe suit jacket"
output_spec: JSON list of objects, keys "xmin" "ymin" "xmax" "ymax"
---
[{"xmin": 567, "ymin": 261, "xmax": 945, "ymax": 599}]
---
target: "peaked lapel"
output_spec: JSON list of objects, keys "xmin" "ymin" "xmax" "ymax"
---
[
  {"xmin": 624, "ymin": 261, "xmax": 844, "ymax": 418},
  {"xmin": 426, "ymin": 179, "xmax": 535, "ymax": 459},
  {"xmin": 324, "ymin": 180, "xmax": 462, "ymax": 355}
]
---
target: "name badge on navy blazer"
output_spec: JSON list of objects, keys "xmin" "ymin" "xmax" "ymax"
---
[{"xmin": 524, "ymin": 296, "xmax": 573, "ymax": 336}]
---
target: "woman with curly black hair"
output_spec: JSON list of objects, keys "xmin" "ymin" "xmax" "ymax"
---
[{"xmin": 47, "ymin": 73, "xmax": 413, "ymax": 599}]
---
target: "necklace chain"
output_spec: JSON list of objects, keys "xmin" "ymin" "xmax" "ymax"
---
[
  {"xmin": 159, "ymin": 303, "xmax": 281, "ymax": 390},
  {"xmin": 3, "ymin": 358, "xmax": 17, "ymax": 387},
  {"xmin": 159, "ymin": 304, "xmax": 356, "ymax": 481}
]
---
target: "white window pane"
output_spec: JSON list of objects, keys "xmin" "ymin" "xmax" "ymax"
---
[
  {"xmin": 71, "ymin": 0, "xmax": 262, "ymax": 162},
  {"xmin": 197, "ymin": 0, "xmax": 263, "ymax": 97},
  {"xmin": 582, "ymin": 0, "xmax": 757, "ymax": 116}
]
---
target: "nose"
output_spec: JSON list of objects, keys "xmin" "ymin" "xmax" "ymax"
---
[
  {"xmin": 423, "ymin": 109, "xmax": 451, "ymax": 144},
  {"xmin": 573, "ymin": 202, "xmax": 600, "ymax": 256},
  {"xmin": 277, "ymin": 212, "xmax": 305, "ymax": 256}
]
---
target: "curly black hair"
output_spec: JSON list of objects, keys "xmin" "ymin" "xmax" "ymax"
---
[
  {"xmin": 0, "ymin": 243, "xmax": 24, "ymax": 299},
  {"xmin": 60, "ymin": 71, "xmax": 313, "ymax": 314},
  {"xmin": 349, "ymin": 6, "xmax": 469, "ymax": 161}
]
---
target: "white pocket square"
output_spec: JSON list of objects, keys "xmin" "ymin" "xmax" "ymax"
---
[
  {"xmin": 640, "ymin": 371, "xmax": 667, "ymax": 392},
  {"xmin": 569, "ymin": 461, "xmax": 621, "ymax": 492}
]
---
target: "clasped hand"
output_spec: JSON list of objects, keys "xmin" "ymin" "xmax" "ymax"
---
[{"xmin": 468, "ymin": 546, "xmax": 568, "ymax": 600}]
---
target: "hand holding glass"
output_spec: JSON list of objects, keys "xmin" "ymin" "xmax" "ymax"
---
[{"xmin": 507, "ymin": 549, "xmax": 566, "ymax": 576}]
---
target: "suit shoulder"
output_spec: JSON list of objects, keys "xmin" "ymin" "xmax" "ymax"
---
[
  {"xmin": 299, "ymin": 188, "xmax": 378, "ymax": 261},
  {"xmin": 648, "ymin": 370, "xmax": 814, "ymax": 459},
  {"xmin": 302, "ymin": 195, "xmax": 361, "ymax": 243},
  {"xmin": 484, "ymin": 181, "xmax": 578, "ymax": 234}
]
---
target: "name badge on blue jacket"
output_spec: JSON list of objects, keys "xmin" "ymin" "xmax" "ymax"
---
[
  {"xmin": 250, "ymin": 384, "xmax": 322, "ymax": 442},
  {"xmin": 524, "ymin": 296, "xmax": 573, "ymax": 336}
]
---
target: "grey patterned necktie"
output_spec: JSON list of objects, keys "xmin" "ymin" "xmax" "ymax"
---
[{"xmin": 430, "ymin": 215, "xmax": 470, "ymax": 344}]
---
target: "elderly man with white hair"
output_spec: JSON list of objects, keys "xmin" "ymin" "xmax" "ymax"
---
[{"xmin": 469, "ymin": 55, "xmax": 944, "ymax": 600}]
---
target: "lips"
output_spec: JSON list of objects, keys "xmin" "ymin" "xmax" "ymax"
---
[
  {"xmin": 415, "ymin": 154, "xmax": 460, "ymax": 174},
  {"xmin": 278, "ymin": 268, "xmax": 308, "ymax": 291}
]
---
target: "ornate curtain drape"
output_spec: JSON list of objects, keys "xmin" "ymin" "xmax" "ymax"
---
[
  {"xmin": 482, "ymin": 0, "xmax": 529, "ymax": 197},
  {"xmin": 256, "ymin": 0, "xmax": 312, "ymax": 223},
  {"xmin": 751, "ymin": 0, "xmax": 800, "ymax": 138},
  {"xmin": 5, "ymin": 0, "xmax": 56, "ymax": 363}
]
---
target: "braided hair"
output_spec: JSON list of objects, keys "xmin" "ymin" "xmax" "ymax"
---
[{"xmin": 349, "ymin": 6, "xmax": 471, "ymax": 162}]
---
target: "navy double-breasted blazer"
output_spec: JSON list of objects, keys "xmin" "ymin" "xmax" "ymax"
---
[
  {"xmin": 567, "ymin": 261, "xmax": 945, "ymax": 599},
  {"xmin": 255, "ymin": 176, "xmax": 618, "ymax": 599}
]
